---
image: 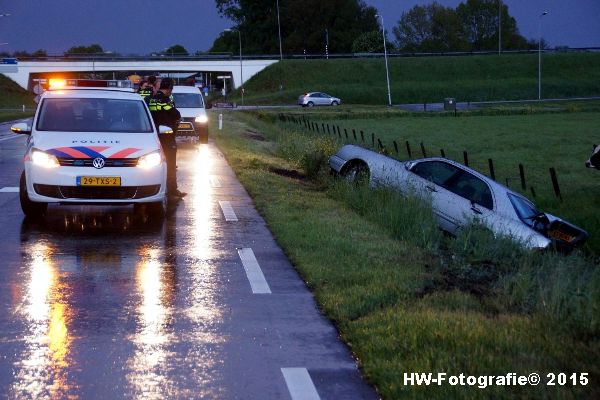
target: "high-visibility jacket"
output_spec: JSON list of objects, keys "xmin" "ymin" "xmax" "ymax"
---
[
  {"xmin": 138, "ymin": 87, "xmax": 154, "ymax": 102},
  {"xmin": 148, "ymin": 91, "xmax": 181, "ymax": 134}
]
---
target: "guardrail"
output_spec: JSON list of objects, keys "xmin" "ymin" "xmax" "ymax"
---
[{"xmin": 11, "ymin": 47, "xmax": 600, "ymax": 62}]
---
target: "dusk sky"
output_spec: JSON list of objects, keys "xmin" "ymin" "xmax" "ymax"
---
[{"xmin": 0, "ymin": 0, "xmax": 598, "ymax": 55}]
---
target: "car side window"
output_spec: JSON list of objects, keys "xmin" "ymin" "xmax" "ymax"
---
[
  {"xmin": 411, "ymin": 161, "xmax": 459, "ymax": 187},
  {"xmin": 446, "ymin": 172, "xmax": 494, "ymax": 209},
  {"xmin": 412, "ymin": 161, "xmax": 494, "ymax": 209}
]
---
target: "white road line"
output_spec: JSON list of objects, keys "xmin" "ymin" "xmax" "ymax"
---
[
  {"xmin": 281, "ymin": 368, "xmax": 321, "ymax": 400},
  {"xmin": 0, "ymin": 187, "xmax": 18, "ymax": 192},
  {"xmin": 218, "ymin": 200, "xmax": 238, "ymax": 222},
  {"xmin": 238, "ymin": 248, "xmax": 271, "ymax": 294},
  {"xmin": 209, "ymin": 176, "xmax": 222, "ymax": 188},
  {"xmin": 0, "ymin": 135, "xmax": 23, "ymax": 142}
]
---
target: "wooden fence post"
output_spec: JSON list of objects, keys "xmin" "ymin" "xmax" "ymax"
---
[
  {"xmin": 519, "ymin": 164, "xmax": 526, "ymax": 190},
  {"xmin": 549, "ymin": 168, "xmax": 563, "ymax": 201},
  {"xmin": 488, "ymin": 159, "xmax": 496, "ymax": 180}
]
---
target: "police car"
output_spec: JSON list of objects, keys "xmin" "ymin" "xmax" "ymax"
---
[{"xmin": 11, "ymin": 79, "xmax": 169, "ymax": 218}]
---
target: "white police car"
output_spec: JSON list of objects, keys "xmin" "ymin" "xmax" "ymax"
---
[{"xmin": 11, "ymin": 79, "xmax": 169, "ymax": 218}]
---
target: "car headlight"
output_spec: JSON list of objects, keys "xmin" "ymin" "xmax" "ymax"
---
[
  {"xmin": 137, "ymin": 151, "xmax": 162, "ymax": 169},
  {"xmin": 31, "ymin": 149, "xmax": 59, "ymax": 168},
  {"xmin": 195, "ymin": 115, "xmax": 208, "ymax": 124}
]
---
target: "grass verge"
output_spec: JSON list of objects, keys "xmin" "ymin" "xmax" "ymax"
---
[{"xmin": 211, "ymin": 110, "xmax": 599, "ymax": 399}]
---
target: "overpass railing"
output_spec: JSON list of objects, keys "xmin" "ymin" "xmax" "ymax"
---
[{"xmin": 10, "ymin": 47, "xmax": 600, "ymax": 63}]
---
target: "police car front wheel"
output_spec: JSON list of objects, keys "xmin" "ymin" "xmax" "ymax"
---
[{"xmin": 20, "ymin": 172, "xmax": 47, "ymax": 219}]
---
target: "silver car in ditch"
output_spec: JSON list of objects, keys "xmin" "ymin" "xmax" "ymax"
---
[{"xmin": 329, "ymin": 145, "xmax": 588, "ymax": 250}]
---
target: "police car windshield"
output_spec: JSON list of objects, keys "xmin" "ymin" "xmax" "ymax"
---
[
  {"xmin": 172, "ymin": 93, "xmax": 204, "ymax": 108},
  {"xmin": 37, "ymin": 98, "xmax": 154, "ymax": 133}
]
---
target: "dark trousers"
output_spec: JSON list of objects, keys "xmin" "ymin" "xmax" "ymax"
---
[{"xmin": 160, "ymin": 137, "xmax": 178, "ymax": 194}]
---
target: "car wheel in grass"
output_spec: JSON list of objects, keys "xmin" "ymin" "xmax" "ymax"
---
[
  {"xmin": 20, "ymin": 171, "xmax": 47, "ymax": 219},
  {"xmin": 332, "ymin": 101, "xmax": 339, "ymax": 106},
  {"xmin": 343, "ymin": 161, "xmax": 370, "ymax": 185},
  {"xmin": 307, "ymin": 101, "xmax": 314, "ymax": 107}
]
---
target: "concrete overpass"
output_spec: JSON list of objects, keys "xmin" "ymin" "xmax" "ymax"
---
[{"xmin": 0, "ymin": 57, "xmax": 279, "ymax": 91}]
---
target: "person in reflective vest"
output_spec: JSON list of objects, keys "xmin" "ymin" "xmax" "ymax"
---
[
  {"xmin": 148, "ymin": 78, "xmax": 187, "ymax": 200},
  {"xmin": 138, "ymin": 75, "xmax": 157, "ymax": 103}
]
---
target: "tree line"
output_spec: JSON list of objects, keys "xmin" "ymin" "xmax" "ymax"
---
[
  {"xmin": 211, "ymin": 0, "xmax": 544, "ymax": 54},
  {"xmin": 0, "ymin": 44, "xmax": 194, "ymax": 58},
  {"xmin": 4, "ymin": 0, "xmax": 545, "ymax": 58}
]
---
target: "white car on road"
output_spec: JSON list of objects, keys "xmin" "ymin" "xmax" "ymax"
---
[
  {"xmin": 11, "ymin": 81, "xmax": 169, "ymax": 218},
  {"xmin": 172, "ymin": 85, "xmax": 209, "ymax": 143},
  {"xmin": 298, "ymin": 92, "xmax": 342, "ymax": 107}
]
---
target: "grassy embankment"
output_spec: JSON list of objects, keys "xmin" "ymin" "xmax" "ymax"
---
[
  {"xmin": 0, "ymin": 74, "xmax": 36, "ymax": 122},
  {"xmin": 210, "ymin": 109, "xmax": 599, "ymax": 399},
  {"xmin": 223, "ymin": 52, "xmax": 600, "ymax": 105}
]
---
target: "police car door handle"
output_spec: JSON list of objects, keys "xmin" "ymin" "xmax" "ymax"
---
[{"xmin": 426, "ymin": 185, "xmax": 437, "ymax": 193}]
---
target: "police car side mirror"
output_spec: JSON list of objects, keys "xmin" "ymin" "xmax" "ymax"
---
[
  {"xmin": 158, "ymin": 125, "xmax": 174, "ymax": 135},
  {"xmin": 11, "ymin": 122, "xmax": 31, "ymax": 135}
]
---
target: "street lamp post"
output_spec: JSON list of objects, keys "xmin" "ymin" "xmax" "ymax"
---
[
  {"xmin": 276, "ymin": 0, "xmax": 283, "ymax": 61},
  {"xmin": 276, "ymin": 0, "xmax": 284, "ymax": 92},
  {"xmin": 225, "ymin": 29, "xmax": 244, "ymax": 106},
  {"xmin": 376, "ymin": 14, "xmax": 392, "ymax": 107},
  {"xmin": 498, "ymin": 0, "xmax": 502, "ymax": 54},
  {"xmin": 538, "ymin": 11, "xmax": 548, "ymax": 100},
  {"xmin": 325, "ymin": 29, "xmax": 329, "ymax": 59}
]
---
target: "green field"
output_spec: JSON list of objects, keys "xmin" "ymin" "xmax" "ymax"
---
[
  {"xmin": 225, "ymin": 52, "xmax": 600, "ymax": 105},
  {"xmin": 211, "ymin": 109, "xmax": 600, "ymax": 399}
]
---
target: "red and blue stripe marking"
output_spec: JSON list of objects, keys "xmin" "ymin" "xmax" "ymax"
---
[{"xmin": 46, "ymin": 146, "xmax": 142, "ymax": 159}]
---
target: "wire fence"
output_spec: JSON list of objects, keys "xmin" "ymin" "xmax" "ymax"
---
[{"xmin": 278, "ymin": 113, "xmax": 565, "ymax": 202}]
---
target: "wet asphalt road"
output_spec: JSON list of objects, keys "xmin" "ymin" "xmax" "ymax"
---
[{"xmin": 0, "ymin": 126, "xmax": 378, "ymax": 399}]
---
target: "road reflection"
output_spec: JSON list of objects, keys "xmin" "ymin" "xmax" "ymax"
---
[
  {"xmin": 14, "ymin": 208, "xmax": 164, "ymax": 398},
  {"xmin": 10, "ymin": 144, "xmax": 225, "ymax": 398},
  {"xmin": 126, "ymin": 227, "xmax": 177, "ymax": 399},
  {"xmin": 10, "ymin": 242, "xmax": 75, "ymax": 399}
]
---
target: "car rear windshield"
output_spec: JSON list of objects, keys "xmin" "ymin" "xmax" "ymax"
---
[
  {"xmin": 172, "ymin": 93, "xmax": 204, "ymax": 108},
  {"xmin": 37, "ymin": 98, "xmax": 154, "ymax": 133}
]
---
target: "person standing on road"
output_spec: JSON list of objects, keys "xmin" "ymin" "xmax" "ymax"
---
[{"xmin": 148, "ymin": 77, "xmax": 187, "ymax": 201}]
